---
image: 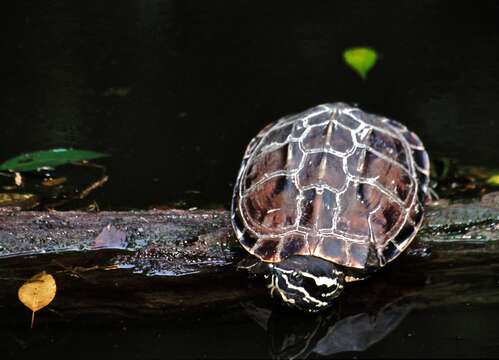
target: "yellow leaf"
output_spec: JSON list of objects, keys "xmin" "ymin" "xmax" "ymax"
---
[{"xmin": 18, "ymin": 271, "xmax": 57, "ymax": 328}]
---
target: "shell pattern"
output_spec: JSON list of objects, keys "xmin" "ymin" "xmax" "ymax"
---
[{"xmin": 232, "ymin": 103, "xmax": 430, "ymax": 270}]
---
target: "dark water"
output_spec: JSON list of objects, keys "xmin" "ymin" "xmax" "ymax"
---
[
  {"xmin": 2, "ymin": 0, "xmax": 499, "ymax": 209},
  {"xmin": 4, "ymin": 302, "xmax": 499, "ymax": 359},
  {"xmin": 1, "ymin": 0, "xmax": 499, "ymax": 358}
]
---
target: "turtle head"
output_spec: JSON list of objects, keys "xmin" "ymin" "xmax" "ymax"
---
[{"xmin": 267, "ymin": 256, "xmax": 345, "ymax": 312}]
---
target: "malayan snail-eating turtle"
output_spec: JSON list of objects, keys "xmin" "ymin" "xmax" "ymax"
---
[{"xmin": 231, "ymin": 102, "xmax": 430, "ymax": 312}]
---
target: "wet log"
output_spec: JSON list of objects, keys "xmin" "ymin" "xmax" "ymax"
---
[
  {"xmin": 0, "ymin": 207, "xmax": 235, "ymax": 275},
  {"xmin": 0, "ymin": 193, "xmax": 498, "ymax": 323}
]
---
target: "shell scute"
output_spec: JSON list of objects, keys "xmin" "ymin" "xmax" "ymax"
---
[
  {"xmin": 253, "ymin": 238, "xmax": 280, "ymax": 262},
  {"xmin": 298, "ymin": 152, "xmax": 346, "ymax": 190},
  {"xmin": 346, "ymin": 148, "xmax": 413, "ymax": 203},
  {"xmin": 317, "ymin": 235, "xmax": 349, "ymax": 265},
  {"xmin": 359, "ymin": 127, "xmax": 409, "ymax": 169},
  {"xmin": 370, "ymin": 201, "xmax": 403, "ymax": 242},
  {"xmin": 253, "ymin": 123, "xmax": 294, "ymax": 157},
  {"xmin": 300, "ymin": 105, "xmax": 333, "ymax": 126},
  {"xmin": 298, "ymin": 188, "xmax": 336, "ymax": 230},
  {"xmin": 337, "ymin": 110, "xmax": 363, "ymax": 130},
  {"xmin": 302, "ymin": 121, "xmax": 354, "ymax": 154},
  {"xmin": 279, "ymin": 233, "xmax": 310, "ymax": 260},
  {"xmin": 232, "ymin": 103, "xmax": 429, "ymax": 268},
  {"xmin": 349, "ymin": 242, "xmax": 371, "ymax": 268},
  {"xmin": 243, "ymin": 142, "xmax": 303, "ymax": 191},
  {"xmin": 335, "ymin": 183, "xmax": 379, "ymax": 240},
  {"xmin": 242, "ymin": 175, "xmax": 299, "ymax": 234}
]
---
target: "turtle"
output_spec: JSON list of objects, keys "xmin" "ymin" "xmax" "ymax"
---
[{"xmin": 231, "ymin": 102, "xmax": 430, "ymax": 312}]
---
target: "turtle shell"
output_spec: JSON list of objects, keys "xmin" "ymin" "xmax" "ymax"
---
[{"xmin": 232, "ymin": 103, "xmax": 430, "ymax": 269}]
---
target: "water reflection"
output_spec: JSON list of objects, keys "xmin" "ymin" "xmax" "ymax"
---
[{"xmin": 244, "ymin": 298, "xmax": 415, "ymax": 359}]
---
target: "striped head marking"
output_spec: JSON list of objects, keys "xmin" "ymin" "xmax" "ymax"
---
[{"xmin": 267, "ymin": 256, "xmax": 344, "ymax": 312}]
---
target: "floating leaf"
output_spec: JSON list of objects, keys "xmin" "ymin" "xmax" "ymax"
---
[
  {"xmin": 18, "ymin": 271, "xmax": 57, "ymax": 328},
  {"xmin": 486, "ymin": 174, "xmax": 499, "ymax": 186},
  {"xmin": 0, "ymin": 149, "xmax": 109, "ymax": 172},
  {"xmin": 343, "ymin": 47, "xmax": 378, "ymax": 79}
]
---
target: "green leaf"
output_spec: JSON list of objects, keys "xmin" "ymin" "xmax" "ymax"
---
[
  {"xmin": 0, "ymin": 149, "xmax": 109, "ymax": 172},
  {"xmin": 343, "ymin": 47, "xmax": 378, "ymax": 79}
]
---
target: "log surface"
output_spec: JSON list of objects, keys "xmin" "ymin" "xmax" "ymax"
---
[{"xmin": 0, "ymin": 193, "xmax": 498, "ymax": 321}]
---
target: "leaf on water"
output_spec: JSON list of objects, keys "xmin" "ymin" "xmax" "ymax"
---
[
  {"xmin": 343, "ymin": 47, "xmax": 378, "ymax": 79},
  {"xmin": 18, "ymin": 271, "xmax": 57, "ymax": 328},
  {"xmin": 0, "ymin": 149, "xmax": 109, "ymax": 172},
  {"xmin": 486, "ymin": 174, "xmax": 499, "ymax": 186}
]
